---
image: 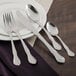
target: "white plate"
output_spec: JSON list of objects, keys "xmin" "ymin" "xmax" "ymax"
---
[{"xmin": 0, "ymin": 0, "xmax": 46, "ymax": 41}]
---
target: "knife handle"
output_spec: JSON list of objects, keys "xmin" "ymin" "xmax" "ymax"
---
[{"xmin": 35, "ymin": 32, "xmax": 65, "ymax": 63}]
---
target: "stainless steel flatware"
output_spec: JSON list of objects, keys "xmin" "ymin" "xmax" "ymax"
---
[
  {"xmin": 25, "ymin": 4, "xmax": 62, "ymax": 50},
  {"xmin": 3, "ymin": 12, "xmax": 37, "ymax": 65},
  {"xmin": 3, "ymin": 12, "xmax": 21, "ymax": 65},
  {"xmin": 16, "ymin": 11, "xmax": 65, "ymax": 63},
  {"xmin": 46, "ymin": 22, "xmax": 75, "ymax": 57},
  {"xmin": 9, "ymin": 12, "xmax": 37, "ymax": 64}
]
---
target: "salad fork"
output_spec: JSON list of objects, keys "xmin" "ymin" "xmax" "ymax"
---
[{"xmin": 3, "ymin": 12, "xmax": 21, "ymax": 66}]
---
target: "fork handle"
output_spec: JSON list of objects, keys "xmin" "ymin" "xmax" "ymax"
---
[
  {"xmin": 35, "ymin": 32, "xmax": 65, "ymax": 63},
  {"xmin": 14, "ymin": 31, "xmax": 37, "ymax": 64},
  {"xmin": 9, "ymin": 33, "xmax": 21, "ymax": 65}
]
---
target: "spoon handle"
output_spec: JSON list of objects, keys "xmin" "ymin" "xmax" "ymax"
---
[
  {"xmin": 34, "ymin": 32, "xmax": 65, "ymax": 63},
  {"xmin": 14, "ymin": 31, "xmax": 37, "ymax": 64},
  {"xmin": 9, "ymin": 32, "xmax": 21, "ymax": 65},
  {"xmin": 43, "ymin": 27, "xmax": 62, "ymax": 50},
  {"xmin": 56, "ymin": 35, "xmax": 75, "ymax": 57}
]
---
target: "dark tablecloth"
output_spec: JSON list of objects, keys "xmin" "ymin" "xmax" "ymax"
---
[{"xmin": 0, "ymin": 40, "xmax": 59, "ymax": 76}]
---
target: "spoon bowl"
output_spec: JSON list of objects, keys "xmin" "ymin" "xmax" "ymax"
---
[
  {"xmin": 46, "ymin": 22, "xmax": 59, "ymax": 35},
  {"xmin": 26, "ymin": 4, "xmax": 40, "ymax": 22}
]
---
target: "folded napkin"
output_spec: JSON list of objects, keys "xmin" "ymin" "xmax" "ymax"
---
[{"xmin": 0, "ymin": 40, "xmax": 59, "ymax": 76}]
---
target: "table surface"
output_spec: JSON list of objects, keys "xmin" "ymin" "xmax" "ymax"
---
[{"xmin": 34, "ymin": 0, "xmax": 76, "ymax": 76}]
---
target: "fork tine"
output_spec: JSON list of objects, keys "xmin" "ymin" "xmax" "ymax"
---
[
  {"xmin": 5, "ymin": 13, "xmax": 8, "ymax": 24},
  {"xmin": 10, "ymin": 12, "xmax": 15, "ymax": 24},
  {"xmin": 3, "ymin": 14, "xmax": 5, "ymax": 23},
  {"xmin": 9, "ymin": 12, "xmax": 12, "ymax": 23},
  {"xmin": 3, "ymin": 13, "xmax": 8, "ymax": 25},
  {"xmin": 7, "ymin": 13, "xmax": 11, "ymax": 24}
]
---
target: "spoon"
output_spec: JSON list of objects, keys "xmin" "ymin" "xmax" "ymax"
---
[
  {"xmin": 25, "ymin": 4, "xmax": 62, "ymax": 50},
  {"xmin": 46, "ymin": 22, "xmax": 75, "ymax": 57}
]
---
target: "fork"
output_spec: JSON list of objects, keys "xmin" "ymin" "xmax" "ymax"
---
[
  {"xmin": 4, "ymin": 12, "xmax": 37, "ymax": 64},
  {"xmin": 3, "ymin": 12, "xmax": 21, "ymax": 66}
]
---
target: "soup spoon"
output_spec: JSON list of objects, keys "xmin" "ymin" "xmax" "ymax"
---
[
  {"xmin": 25, "ymin": 4, "xmax": 62, "ymax": 50},
  {"xmin": 46, "ymin": 22, "xmax": 75, "ymax": 57}
]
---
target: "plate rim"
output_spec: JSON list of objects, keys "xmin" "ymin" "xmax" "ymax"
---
[{"xmin": 0, "ymin": 0, "xmax": 47, "ymax": 41}]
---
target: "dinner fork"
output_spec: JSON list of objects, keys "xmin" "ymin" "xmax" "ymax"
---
[
  {"xmin": 3, "ymin": 12, "xmax": 37, "ymax": 64},
  {"xmin": 3, "ymin": 13, "xmax": 21, "ymax": 66}
]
